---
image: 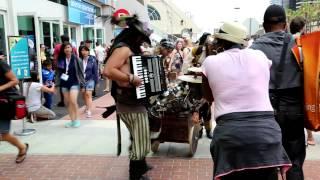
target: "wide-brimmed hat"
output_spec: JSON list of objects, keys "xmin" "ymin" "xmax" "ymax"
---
[{"xmin": 214, "ymin": 22, "xmax": 247, "ymax": 45}]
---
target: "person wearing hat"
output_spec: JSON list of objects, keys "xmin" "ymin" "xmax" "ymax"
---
[
  {"xmin": 103, "ymin": 15, "xmax": 153, "ymax": 180},
  {"xmin": 202, "ymin": 21, "xmax": 291, "ymax": 180},
  {"xmin": 251, "ymin": 5, "xmax": 305, "ymax": 180}
]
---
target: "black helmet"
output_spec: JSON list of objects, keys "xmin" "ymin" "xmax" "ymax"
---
[{"xmin": 160, "ymin": 39, "xmax": 174, "ymax": 50}]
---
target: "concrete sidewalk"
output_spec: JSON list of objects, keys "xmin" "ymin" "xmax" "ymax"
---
[
  {"xmin": 0, "ymin": 120, "xmax": 212, "ymax": 158},
  {"xmin": 0, "ymin": 119, "xmax": 319, "ymax": 159}
]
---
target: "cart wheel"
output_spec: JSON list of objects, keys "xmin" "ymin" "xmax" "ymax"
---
[
  {"xmin": 151, "ymin": 140, "xmax": 160, "ymax": 153},
  {"xmin": 189, "ymin": 124, "xmax": 200, "ymax": 156}
]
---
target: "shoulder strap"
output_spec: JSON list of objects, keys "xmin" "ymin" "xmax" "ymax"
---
[{"xmin": 275, "ymin": 33, "xmax": 291, "ymax": 89}]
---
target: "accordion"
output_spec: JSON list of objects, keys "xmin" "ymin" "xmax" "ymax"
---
[{"xmin": 131, "ymin": 55, "xmax": 167, "ymax": 99}]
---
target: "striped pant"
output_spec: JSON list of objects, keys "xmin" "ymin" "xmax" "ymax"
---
[{"xmin": 119, "ymin": 112, "xmax": 151, "ymax": 160}]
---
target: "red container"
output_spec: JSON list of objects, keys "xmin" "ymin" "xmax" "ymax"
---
[{"xmin": 15, "ymin": 99, "xmax": 27, "ymax": 119}]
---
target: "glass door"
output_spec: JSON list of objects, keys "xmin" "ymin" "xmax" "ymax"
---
[
  {"xmin": 40, "ymin": 21, "xmax": 60, "ymax": 50},
  {"xmin": 42, "ymin": 22, "xmax": 51, "ymax": 49},
  {"xmin": 0, "ymin": 14, "xmax": 6, "ymax": 56}
]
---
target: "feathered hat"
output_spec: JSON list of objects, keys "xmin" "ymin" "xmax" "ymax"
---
[{"xmin": 111, "ymin": 11, "xmax": 153, "ymax": 44}]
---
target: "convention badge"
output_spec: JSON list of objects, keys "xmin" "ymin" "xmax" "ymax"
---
[{"xmin": 60, "ymin": 73, "xmax": 69, "ymax": 81}]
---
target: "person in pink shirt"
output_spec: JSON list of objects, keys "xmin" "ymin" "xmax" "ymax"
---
[{"xmin": 202, "ymin": 22, "xmax": 291, "ymax": 180}]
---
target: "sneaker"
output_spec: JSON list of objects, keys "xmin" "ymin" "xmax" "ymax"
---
[
  {"xmin": 65, "ymin": 121, "xmax": 73, "ymax": 128},
  {"xmin": 72, "ymin": 120, "xmax": 81, "ymax": 128},
  {"xmin": 86, "ymin": 111, "xmax": 92, "ymax": 118}
]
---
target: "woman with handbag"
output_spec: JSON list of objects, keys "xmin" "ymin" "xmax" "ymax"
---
[
  {"xmin": 0, "ymin": 60, "xmax": 29, "ymax": 163},
  {"xmin": 57, "ymin": 42, "xmax": 85, "ymax": 128}
]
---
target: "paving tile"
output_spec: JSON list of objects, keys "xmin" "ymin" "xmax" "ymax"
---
[{"xmin": 0, "ymin": 155, "xmax": 319, "ymax": 180}]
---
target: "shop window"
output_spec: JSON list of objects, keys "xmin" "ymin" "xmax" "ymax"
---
[
  {"xmin": 18, "ymin": 16, "xmax": 35, "ymax": 36},
  {"xmin": 70, "ymin": 27, "xmax": 76, "ymax": 46},
  {"xmin": 52, "ymin": 23, "xmax": 60, "ymax": 43},
  {"xmin": 48, "ymin": 0, "xmax": 67, "ymax": 6},
  {"xmin": 83, "ymin": 27, "xmax": 94, "ymax": 47},
  {"xmin": 63, "ymin": 25, "xmax": 69, "ymax": 36},
  {"xmin": 96, "ymin": 29, "xmax": 103, "ymax": 45},
  {"xmin": 0, "ymin": 14, "xmax": 6, "ymax": 55},
  {"xmin": 95, "ymin": 7, "xmax": 101, "ymax": 17},
  {"xmin": 42, "ymin": 22, "xmax": 51, "ymax": 49},
  {"xmin": 61, "ymin": 0, "xmax": 68, "ymax": 6},
  {"xmin": 148, "ymin": 5, "xmax": 161, "ymax": 21}
]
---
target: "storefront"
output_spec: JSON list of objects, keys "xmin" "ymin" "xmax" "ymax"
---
[{"xmin": 0, "ymin": 0, "xmax": 114, "ymax": 82}]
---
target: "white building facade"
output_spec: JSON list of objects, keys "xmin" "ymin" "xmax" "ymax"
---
[
  {"xmin": 145, "ymin": 0, "xmax": 200, "ymax": 41},
  {"xmin": 0, "ymin": 0, "xmax": 149, "ymax": 76}
]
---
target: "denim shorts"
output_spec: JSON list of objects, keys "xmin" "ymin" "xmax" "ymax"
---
[
  {"xmin": 0, "ymin": 119, "xmax": 11, "ymax": 134},
  {"xmin": 82, "ymin": 80, "xmax": 95, "ymax": 91},
  {"xmin": 61, "ymin": 85, "xmax": 80, "ymax": 93}
]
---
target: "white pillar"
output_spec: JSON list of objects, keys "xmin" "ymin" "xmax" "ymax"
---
[
  {"xmin": 7, "ymin": 0, "xmax": 18, "ymax": 35},
  {"xmin": 34, "ymin": 14, "xmax": 42, "ymax": 83}
]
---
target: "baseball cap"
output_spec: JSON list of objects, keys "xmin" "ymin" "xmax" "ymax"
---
[{"xmin": 263, "ymin": 5, "xmax": 286, "ymax": 24}]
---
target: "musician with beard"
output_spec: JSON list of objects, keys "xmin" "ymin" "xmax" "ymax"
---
[{"xmin": 103, "ymin": 15, "xmax": 153, "ymax": 180}]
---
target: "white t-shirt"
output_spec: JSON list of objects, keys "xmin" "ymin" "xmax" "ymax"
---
[
  {"xmin": 23, "ymin": 82, "xmax": 43, "ymax": 112},
  {"xmin": 95, "ymin": 45, "xmax": 105, "ymax": 63},
  {"xmin": 202, "ymin": 48, "xmax": 273, "ymax": 119},
  {"xmin": 90, "ymin": 49, "xmax": 96, "ymax": 57}
]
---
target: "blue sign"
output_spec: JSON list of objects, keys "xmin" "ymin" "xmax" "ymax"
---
[
  {"xmin": 68, "ymin": 0, "xmax": 95, "ymax": 25},
  {"xmin": 8, "ymin": 36, "xmax": 30, "ymax": 80}
]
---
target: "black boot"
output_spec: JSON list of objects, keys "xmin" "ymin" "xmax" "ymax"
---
[
  {"xmin": 141, "ymin": 158, "xmax": 153, "ymax": 173},
  {"xmin": 206, "ymin": 130, "xmax": 213, "ymax": 139},
  {"xmin": 129, "ymin": 160, "xmax": 141, "ymax": 180},
  {"xmin": 129, "ymin": 160, "xmax": 152, "ymax": 180}
]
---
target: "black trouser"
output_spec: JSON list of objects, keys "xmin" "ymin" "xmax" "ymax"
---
[
  {"xmin": 270, "ymin": 88, "xmax": 306, "ymax": 180},
  {"xmin": 221, "ymin": 167, "xmax": 278, "ymax": 180},
  {"xmin": 199, "ymin": 102, "xmax": 212, "ymax": 131}
]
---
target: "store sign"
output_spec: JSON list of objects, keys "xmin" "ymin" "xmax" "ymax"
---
[
  {"xmin": 8, "ymin": 36, "xmax": 30, "ymax": 80},
  {"xmin": 68, "ymin": 0, "xmax": 95, "ymax": 25}
]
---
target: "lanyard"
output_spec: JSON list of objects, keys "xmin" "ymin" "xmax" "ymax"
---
[
  {"xmin": 83, "ymin": 58, "xmax": 88, "ymax": 78},
  {"xmin": 65, "ymin": 58, "xmax": 71, "ymax": 74}
]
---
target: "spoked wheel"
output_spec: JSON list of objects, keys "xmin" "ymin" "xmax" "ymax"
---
[
  {"xmin": 189, "ymin": 124, "xmax": 201, "ymax": 156},
  {"xmin": 151, "ymin": 140, "xmax": 160, "ymax": 153}
]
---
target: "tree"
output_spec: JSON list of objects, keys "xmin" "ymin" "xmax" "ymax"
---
[{"xmin": 286, "ymin": 0, "xmax": 320, "ymax": 32}]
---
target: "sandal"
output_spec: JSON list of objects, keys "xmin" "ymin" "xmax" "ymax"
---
[{"xmin": 16, "ymin": 143, "xmax": 29, "ymax": 164}]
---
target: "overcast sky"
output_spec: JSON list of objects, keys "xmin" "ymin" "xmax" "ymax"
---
[{"xmin": 170, "ymin": 0, "xmax": 271, "ymax": 32}]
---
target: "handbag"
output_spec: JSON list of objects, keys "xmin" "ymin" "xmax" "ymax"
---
[{"xmin": 0, "ymin": 91, "xmax": 27, "ymax": 120}]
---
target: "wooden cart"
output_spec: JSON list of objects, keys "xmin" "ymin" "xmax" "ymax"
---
[{"xmin": 149, "ymin": 111, "xmax": 201, "ymax": 156}]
